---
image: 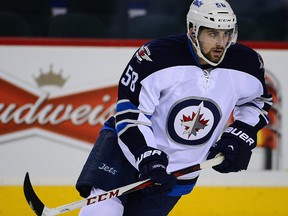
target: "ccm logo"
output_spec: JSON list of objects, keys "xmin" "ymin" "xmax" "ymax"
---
[
  {"xmin": 218, "ymin": 19, "xmax": 232, "ymax": 22},
  {"xmin": 87, "ymin": 190, "xmax": 119, "ymax": 205},
  {"xmin": 136, "ymin": 150, "xmax": 162, "ymax": 164},
  {"xmin": 225, "ymin": 127, "xmax": 255, "ymax": 146}
]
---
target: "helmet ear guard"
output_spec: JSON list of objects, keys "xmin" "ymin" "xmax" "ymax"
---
[
  {"xmin": 230, "ymin": 24, "xmax": 238, "ymax": 45},
  {"xmin": 187, "ymin": 0, "xmax": 237, "ymax": 66}
]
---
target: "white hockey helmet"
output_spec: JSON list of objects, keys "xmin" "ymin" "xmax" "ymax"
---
[{"xmin": 187, "ymin": 0, "xmax": 237, "ymax": 66}]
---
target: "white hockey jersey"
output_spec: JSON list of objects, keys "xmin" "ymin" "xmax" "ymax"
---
[{"xmin": 115, "ymin": 34, "xmax": 272, "ymax": 180}]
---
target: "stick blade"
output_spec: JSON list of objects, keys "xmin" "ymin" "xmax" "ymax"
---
[{"xmin": 23, "ymin": 172, "xmax": 45, "ymax": 216}]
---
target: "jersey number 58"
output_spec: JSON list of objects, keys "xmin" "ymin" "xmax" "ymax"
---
[{"xmin": 121, "ymin": 65, "xmax": 139, "ymax": 92}]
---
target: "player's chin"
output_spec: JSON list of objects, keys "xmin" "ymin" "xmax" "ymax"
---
[{"xmin": 207, "ymin": 56, "xmax": 221, "ymax": 64}]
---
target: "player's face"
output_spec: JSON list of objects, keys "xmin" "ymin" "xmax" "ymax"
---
[{"xmin": 198, "ymin": 28, "xmax": 232, "ymax": 64}]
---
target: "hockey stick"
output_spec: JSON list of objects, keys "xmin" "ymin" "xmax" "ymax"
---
[{"xmin": 24, "ymin": 155, "xmax": 224, "ymax": 216}]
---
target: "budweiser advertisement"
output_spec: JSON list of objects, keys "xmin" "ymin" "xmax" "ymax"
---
[
  {"xmin": 0, "ymin": 40, "xmax": 287, "ymax": 185},
  {"xmin": 0, "ymin": 71, "xmax": 117, "ymax": 144}
]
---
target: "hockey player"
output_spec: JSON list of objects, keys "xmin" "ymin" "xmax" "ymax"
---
[{"xmin": 76, "ymin": 0, "xmax": 272, "ymax": 215}]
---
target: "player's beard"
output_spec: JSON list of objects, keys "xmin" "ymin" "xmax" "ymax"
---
[{"xmin": 201, "ymin": 46, "xmax": 224, "ymax": 64}]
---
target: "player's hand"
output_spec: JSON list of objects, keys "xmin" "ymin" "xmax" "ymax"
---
[
  {"xmin": 207, "ymin": 121, "xmax": 257, "ymax": 173},
  {"xmin": 137, "ymin": 148, "xmax": 177, "ymax": 195}
]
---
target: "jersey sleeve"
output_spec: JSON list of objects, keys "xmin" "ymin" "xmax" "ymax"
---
[
  {"xmin": 233, "ymin": 52, "xmax": 273, "ymax": 131},
  {"xmin": 115, "ymin": 43, "xmax": 163, "ymax": 168}
]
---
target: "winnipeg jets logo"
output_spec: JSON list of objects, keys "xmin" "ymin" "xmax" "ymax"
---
[
  {"xmin": 167, "ymin": 98, "xmax": 221, "ymax": 146},
  {"xmin": 193, "ymin": 0, "xmax": 203, "ymax": 7},
  {"xmin": 181, "ymin": 102, "xmax": 209, "ymax": 138},
  {"xmin": 135, "ymin": 45, "xmax": 153, "ymax": 62}
]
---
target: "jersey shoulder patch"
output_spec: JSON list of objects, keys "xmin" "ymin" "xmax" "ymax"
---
[{"xmin": 130, "ymin": 34, "xmax": 197, "ymax": 79}]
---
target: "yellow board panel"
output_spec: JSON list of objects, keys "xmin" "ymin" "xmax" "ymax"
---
[
  {"xmin": 1, "ymin": 186, "xmax": 288, "ymax": 216},
  {"xmin": 0, "ymin": 186, "xmax": 80, "ymax": 216},
  {"xmin": 170, "ymin": 186, "xmax": 288, "ymax": 216}
]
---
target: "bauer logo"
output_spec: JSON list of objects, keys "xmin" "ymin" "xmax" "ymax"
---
[{"xmin": 0, "ymin": 69, "xmax": 118, "ymax": 144}]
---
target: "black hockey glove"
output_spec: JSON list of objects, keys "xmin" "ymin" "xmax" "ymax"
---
[
  {"xmin": 137, "ymin": 147, "xmax": 177, "ymax": 195},
  {"xmin": 207, "ymin": 121, "xmax": 257, "ymax": 173}
]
